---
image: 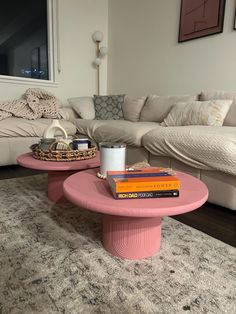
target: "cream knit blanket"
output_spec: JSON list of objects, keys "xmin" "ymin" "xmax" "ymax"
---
[
  {"xmin": 0, "ymin": 88, "xmax": 60, "ymax": 121},
  {"xmin": 142, "ymin": 126, "xmax": 236, "ymax": 176}
]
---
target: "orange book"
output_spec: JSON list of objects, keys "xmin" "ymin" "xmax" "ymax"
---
[{"xmin": 107, "ymin": 167, "xmax": 180, "ymax": 193}]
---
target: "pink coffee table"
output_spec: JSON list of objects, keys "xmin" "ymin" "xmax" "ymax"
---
[
  {"xmin": 63, "ymin": 168, "xmax": 208, "ymax": 260},
  {"xmin": 17, "ymin": 152, "xmax": 100, "ymax": 203}
]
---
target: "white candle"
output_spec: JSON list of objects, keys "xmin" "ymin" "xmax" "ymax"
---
[{"xmin": 99, "ymin": 142, "xmax": 126, "ymax": 177}]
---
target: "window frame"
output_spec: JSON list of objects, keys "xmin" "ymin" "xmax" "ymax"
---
[{"xmin": 0, "ymin": 0, "xmax": 59, "ymax": 86}]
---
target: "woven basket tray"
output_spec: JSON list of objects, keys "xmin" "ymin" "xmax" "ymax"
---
[{"xmin": 32, "ymin": 145, "xmax": 97, "ymax": 162}]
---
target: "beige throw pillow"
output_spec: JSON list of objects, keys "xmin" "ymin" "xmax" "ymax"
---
[
  {"xmin": 68, "ymin": 97, "xmax": 95, "ymax": 119},
  {"xmin": 122, "ymin": 96, "xmax": 147, "ymax": 122},
  {"xmin": 200, "ymin": 91, "xmax": 236, "ymax": 126},
  {"xmin": 161, "ymin": 100, "xmax": 233, "ymax": 127},
  {"xmin": 139, "ymin": 94, "xmax": 198, "ymax": 122}
]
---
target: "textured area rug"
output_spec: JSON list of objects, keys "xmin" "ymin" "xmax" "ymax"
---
[{"xmin": 0, "ymin": 175, "xmax": 235, "ymax": 314}]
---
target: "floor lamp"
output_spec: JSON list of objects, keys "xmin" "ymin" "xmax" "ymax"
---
[{"xmin": 92, "ymin": 31, "xmax": 108, "ymax": 96}]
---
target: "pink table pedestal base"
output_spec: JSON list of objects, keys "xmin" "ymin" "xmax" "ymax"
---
[
  {"xmin": 17, "ymin": 153, "xmax": 100, "ymax": 204},
  {"xmin": 102, "ymin": 215, "xmax": 162, "ymax": 260},
  {"xmin": 48, "ymin": 171, "xmax": 76, "ymax": 203}
]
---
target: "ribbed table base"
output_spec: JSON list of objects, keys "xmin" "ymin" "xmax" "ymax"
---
[
  {"xmin": 102, "ymin": 215, "xmax": 162, "ymax": 260},
  {"xmin": 48, "ymin": 171, "xmax": 76, "ymax": 203}
]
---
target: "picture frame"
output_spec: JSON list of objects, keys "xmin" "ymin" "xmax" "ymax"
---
[{"xmin": 178, "ymin": 0, "xmax": 226, "ymax": 43}]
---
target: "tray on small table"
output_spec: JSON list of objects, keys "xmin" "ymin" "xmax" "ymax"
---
[{"xmin": 32, "ymin": 145, "xmax": 97, "ymax": 162}]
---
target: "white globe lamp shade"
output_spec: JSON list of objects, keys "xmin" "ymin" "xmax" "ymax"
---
[
  {"xmin": 92, "ymin": 31, "xmax": 103, "ymax": 43},
  {"xmin": 94, "ymin": 58, "xmax": 101, "ymax": 66},
  {"xmin": 99, "ymin": 46, "xmax": 108, "ymax": 57}
]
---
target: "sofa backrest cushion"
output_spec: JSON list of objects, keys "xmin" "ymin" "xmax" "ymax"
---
[
  {"xmin": 67, "ymin": 97, "xmax": 95, "ymax": 119},
  {"xmin": 161, "ymin": 100, "xmax": 233, "ymax": 127},
  {"xmin": 139, "ymin": 94, "xmax": 198, "ymax": 122},
  {"xmin": 93, "ymin": 95, "xmax": 125, "ymax": 120},
  {"xmin": 200, "ymin": 91, "xmax": 236, "ymax": 126},
  {"xmin": 122, "ymin": 96, "xmax": 147, "ymax": 122}
]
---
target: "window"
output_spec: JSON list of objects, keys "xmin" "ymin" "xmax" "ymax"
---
[{"xmin": 0, "ymin": 0, "xmax": 57, "ymax": 83}]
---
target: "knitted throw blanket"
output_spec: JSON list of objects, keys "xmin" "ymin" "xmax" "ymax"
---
[{"xmin": 0, "ymin": 88, "xmax": 60, "ymax": 121}]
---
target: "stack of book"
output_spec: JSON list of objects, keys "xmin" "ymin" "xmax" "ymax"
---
[{"xmin": 106, "ymin": 167, "xmax": 180, "ymax": 199}]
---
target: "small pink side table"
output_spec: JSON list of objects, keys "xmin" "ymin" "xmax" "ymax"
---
[
  {"xmin": 17, "ymin": 152, "xmax": 100, "ymax": 203},
  {"xmin": 63, "ymin": 168, "xmax": 208, "ymax": 260}
]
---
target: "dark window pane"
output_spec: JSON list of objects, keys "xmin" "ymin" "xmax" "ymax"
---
[{"xmin": 0, "ymin": 0, "xmax": 49, "ymax": 80}]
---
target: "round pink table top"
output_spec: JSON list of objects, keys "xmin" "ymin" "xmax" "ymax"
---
[
  {"xmin": 17, "ymin": 152, "xmax": 100, "ymax": 171},
  {"xmin": 63, "ymin": 168, "xmax": 208, "ymax": 217}
]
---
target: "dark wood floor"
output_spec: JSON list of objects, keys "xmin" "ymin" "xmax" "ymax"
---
[{"xmin": 0, "ymin": 165, "xmax": 235, "ymax": 247}]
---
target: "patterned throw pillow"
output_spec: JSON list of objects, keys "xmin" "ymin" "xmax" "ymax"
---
[{"xmin": 93, "ymin": 95, "xmax": 125, "ymax": 120}]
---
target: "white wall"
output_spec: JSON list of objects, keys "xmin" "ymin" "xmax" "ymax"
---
[
  {"xmin": 0, "ymin": 0, "xmax": 108, "ymax": 104},
  {"xmin": 108, "ymin": 0, "xmax": 236, "ymax": 96}
]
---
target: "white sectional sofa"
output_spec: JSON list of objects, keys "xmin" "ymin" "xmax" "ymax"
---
[
  {"xmin": 0, "ymin": 91, "xmax": 235, "ymax": 210},
  {"xmin": 70, "ymin": 92, "xmax": 236, "ymax": 210}
]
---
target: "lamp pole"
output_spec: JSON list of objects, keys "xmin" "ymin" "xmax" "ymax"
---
[
  {"xmin": 96, "ymin": 41, "xmax": 100, "ymax": 96},
  {"xmin": 92, "ymin": 31, "xmax": 107, "ymax": 96}
]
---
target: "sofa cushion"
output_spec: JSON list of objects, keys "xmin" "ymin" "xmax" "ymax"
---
[
  {"xmin": 67, "ymin": 97, "xmax": 95, "ymax": 119},
  {"xmin": 161, "ymin": 100, "xmax": 232, "ymax": 127},
  {"xmin": 142, "ymin": 126, "xmax": 236, "ymax": 176},
  {"xmin": 74, "ymin": 119, "xmax": 161, "ymax": 147},
  {"xmin": 122, "ymin": 96, "xmax": 147, "ymax": 122},
  {"xmin": 200, "ymin": 91, "xmax": 236, "ymax": 126},
  {"xmin": 0, "ymin": 118, "xmax": 77, "ymax": 137},
  {"xmin": 94, "ymin": 121, "xmax": 163, "ymax": 147},
  {"xmin": 93, "ymin": 95, "xmax": 125, "ymax": 120},
  {"xmin": 139, "ymin": 95, "xmax": 198, "ymax": 122},
  {"xmin": 74, "ymin": 119, "xmax": 110, "ymax": 140}
]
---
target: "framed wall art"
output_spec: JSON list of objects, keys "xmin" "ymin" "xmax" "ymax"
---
[{"xmin": 178, "ymin": 0, "xmax": 226, "ymax": 42}]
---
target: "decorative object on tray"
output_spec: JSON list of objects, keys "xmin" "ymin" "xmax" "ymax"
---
[
  {"xmin": 43, "ymin": 119, "xmax": 67, "ymax": 139},
  {"xmin": 37, "ymin": 138, "xmax": 56, "ymax": 151},
  {"xmin": 72, "ymin": 138, "xmax": 91, "ymax": 150},
  {"xmin": 53, "ymin": 140, "xmax": 74, "ymax": 151},
  {"xmin": 106, "ymin": 167, "xmax": 180, "ymax": 199},
  {"xmin": 97, "ymin": 142, "xmax": 126, "ymax": 179}
]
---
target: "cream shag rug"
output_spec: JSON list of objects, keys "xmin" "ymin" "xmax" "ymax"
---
[{"xmin": 0, "ymin": 175, "xmax": 235, "ymax": 314}]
